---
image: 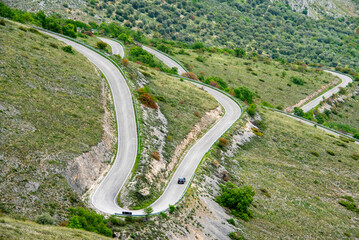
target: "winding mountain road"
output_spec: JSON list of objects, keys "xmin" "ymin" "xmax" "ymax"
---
[
  {"xmin": 301, "ymin": 70, "xmax": 353, "ymax": 112},
  {"xmin": 44, "ymin": 33, "xmax": 241, "ymax": 215},
  {"xmin": 43, "ymin": 31, "xmax": 357, "ymax": 215}
]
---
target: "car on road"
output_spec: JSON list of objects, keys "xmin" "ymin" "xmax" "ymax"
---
[{"xmin": 178, "ymin": 177, "xmax": 186, "ymax": 184}]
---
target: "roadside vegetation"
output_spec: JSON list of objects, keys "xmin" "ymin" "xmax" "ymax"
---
[
  {"xmin": 0, "ymin": 20, "xmax": 104, "ymax": 219},
  {"xmin": 171, "ymin": 47, "xmax": 339, "ymax": 108},
  {"xmin": 199, "ymin": 109, "xmax": 359, "ymax": 239},
  {"xmin": 0, "ymin": 215, "xmax": 112, "ymax": 240}
]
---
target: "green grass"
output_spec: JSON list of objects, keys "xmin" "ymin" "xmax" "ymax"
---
[
  {"xmin": 173, "ymin": 49, "xmax": 339, "ymax": 108},
  {"xmin": 0, "ymin": 215, "xmax": 112, "ymax": 240},
  {"xmin": 200, "ymin": 108, "xmax": 359, "ymax": 239},
  {"xmin": 0, "ymin": 20, "xmax": 104, "ymax": 218}
]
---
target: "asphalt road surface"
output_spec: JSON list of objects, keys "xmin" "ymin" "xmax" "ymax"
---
[
  {"xmin": 98, "ymin": 37, "xmax": 125, "ymax": 58},
  {"xmin": 41, "ymin": 32, "xmax": 138, "ymax": 214},
  {"xmin": 301, "ymin": 70, "xmax": 352, "ymax": 112}
]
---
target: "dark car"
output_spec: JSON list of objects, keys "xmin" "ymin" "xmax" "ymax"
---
[{"xmin": 178, "ymin": 177, "xmax": 186, "ymax": 184}]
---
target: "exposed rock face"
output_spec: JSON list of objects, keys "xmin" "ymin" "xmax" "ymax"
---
[
  {"xmin": 276, "ymin": 0, "xmax": 358, "ymax": 18},
  {"xmin": 65, "ymin": 78, "xmax": 115, "ymax": 195}
]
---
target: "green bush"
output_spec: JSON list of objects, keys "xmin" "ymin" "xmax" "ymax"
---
[
  {"xmin": 338, "ymin": 200, "xmax": 358, "ymax": 213},
  {"xmin": 290, "ymin": 76, "xmax": 305, "ymax": 85},
  {"xmin": 62, "ymin": 45, "xmax": 74, "ymax": 54},
  {"xmin": 216, "ymin": 182, "xmax": 255, "ymax": 221},
  {"xmin": 234, "ymin": 87, "xmax": 255, "ymax": 104},
  {"xmin": 96, "ymin": 41, "xmax": 108, "ymax": 50},
  {"xmin": 228, "ymin": 231, "xmax": 245, "ymax": 240},
  {"xmin": 67, "ymin": 207, "xmax": 112, "ymax": 237},
  {"xmin": 246, "ymin": 104, "xmax": 256, "ymax": 117},
  {"xmin": 35, "ymin": 213, "xmax": 54, "ymax": 225},
  {"xmin": 326, "ymin": 150, "xmax": 335, "ymax": 156},
  {"xmin": 169, "ymin": 205, "xmax": 175, "ymax": 214},
  {"xmin": 227, "ymin": 218, "xmax": 236, "ymax": 226}
]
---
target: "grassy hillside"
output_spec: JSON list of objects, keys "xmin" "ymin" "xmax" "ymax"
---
[
  {"xmin": 198, "ymin": 109, "xmax": 359, "ymax": 239},
  {"xmin": 172, "ymin": 48, "xmax": 339, "ymax": 108},
  {"xmin": 0, "ymin": 20, "xmax": 105, "ymax": 219},
  {"xmin": 3, "ymin": 1, "xmax": 359, "ymax": 71},
  {"xmin": 0, "ymin": 215, "xmax": 112, "ymax": 240}
]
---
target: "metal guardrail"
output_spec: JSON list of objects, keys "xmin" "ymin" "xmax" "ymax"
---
[{"xmin": 263, "ymin": 106, "xmax": 358, "ymax": 142}]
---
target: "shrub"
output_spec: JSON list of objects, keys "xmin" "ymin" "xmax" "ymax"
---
[
  {"xmin": 234, "ymin": 87, "xmax": 255, "ymax": 104},
  {"xmin": 122, "ymin": 58, "xmax": 129, "ymax": 66},
  {"xmin": 252, "ymin": 128, "xmax": 263, "ymax": 137},
  {"xmin": 338, "ymin": 200, "xmax": 358, "ymax": 213},
  {"xmin": 62, "ymin": 45, "xmax": 74, "ymax": 54},
  {"xmin": 49, "ymin": 42, "xmax": 58, "ymax": 48},
  {"xmin": 310, "ymin": 151, "xmax": 320, "ymax": 157},
  {"xmin": 227, "ymin": 218, "xmax": 236, "ymax": 226},
  {"xmin": 290, "ymin": 76, "xmax": 305, "ymax": 85},
  {"xmin": 0, "ymin": 19, "xmax": 5, "ymax": 26},
  {"xmin": 246, "ymin": 104, "xmax": 256, "ymax": 117},
  {"xmin": 19, "ymin": 26, "xmax": 27, "ymax": 32},
  {"xmin": 181, "ymin": 72, "xmax": 199, "ymax": 81},
  {"xmin": 160, "ymin": 212, "xmax": 168, "ymax": 218},
  {"xmin": 294, "ymin": 107, "xmax": 304, "ymax": 117},
  {"xmin": 67, "ymin": 207, "xmax": 112, "ymax": 237},
  {"xmin": 216, "ymin": 182, "xmax": 255, "ymax": 221},
  {"xmin": 204, "ymin": 76, "xmax": 228, "ymax": 90},
  {"xmin": 137, "ymin": 88, "xmax": 158, "ymax": 109},
  {"xmin": 222, "ymin": 171, "xmax": 230, "ymax": 182},
  {"xmin": 353, "ymin": 133, "xmax": 359, "ymax": 140},
  {"xmin": 96, "ymin": 41, "xmax": 108, "ymax": 50},
  {"xmin": 194, "ymin": 111, "xmax": 201, "ymax": 118},
  {"xmin": 169, "ymin": 205, "xmax": 175, "ymax": 214},
  {"xmin": 36, "ymin": 213, "xmax": 54, "ymax": 225},
  {"xmin": 326, "ymin": 150, "xmax": 335, "ymax": 156},
  {"xmin": 218, "ymin": 137, "xmax": 229, "ymax": 148},
  {"xmin": 351, "ymin": 153, "xmax": 359, "ymax": 160},
  {"xmin": 152, "ymin": 151, "xmax": 160, "ymax": 160},
  {"xmin": 228, "ymin": 231, "xmax": 245, "ymax": 240}
]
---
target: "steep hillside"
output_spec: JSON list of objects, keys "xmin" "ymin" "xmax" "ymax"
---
[
  {"xmin": 0, "ymin": 19, "xmax": 113, "ymax": 220},
  {"xmin": 3, "ymin": 0, "xmax": 359, "ymax": 71}
]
